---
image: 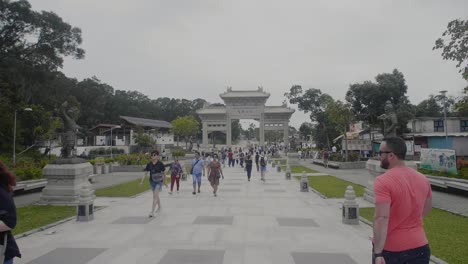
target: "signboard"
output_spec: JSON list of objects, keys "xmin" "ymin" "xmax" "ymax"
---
[
  {"xmin": 405, "ymin": 141, "xmax": 414, "ymax": 156},
  {"xmin": 343, "ymin": 139, "xmax": 372, "ymax": 151},
  {"xmin": 420, "ymin": 148, "xmax": 457, "ymax": 175}
]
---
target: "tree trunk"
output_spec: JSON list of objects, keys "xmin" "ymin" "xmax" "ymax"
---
[
  {"xmin": 177, "ymin": 135, "xmax": 179, "ymax": 147},
  {"xmin": 344, "ymin": 129, "xmax": 349, "ymax": 162}
]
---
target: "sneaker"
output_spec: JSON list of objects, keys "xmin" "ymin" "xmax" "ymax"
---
[
  {"xmin": 192, "ymin": 191, "xmax": 196, "ymax": 195},
  {"xmin": 177, "ymin": 190, "xmax": 180, "ymax": 194},
  {"xmin": 198, "ymin": 190, "xmax": 200, "ymax": 193},
  {"xmin": 169, "ymin": 191, "xmax": 173, "ymax": 195},
  {"xmin": 214, "ymin": 193, "xmax": 217, "ymax": 197},
  {"xmin": 148, "ymin": 211, "xmax": 154, "ymax": 218}
]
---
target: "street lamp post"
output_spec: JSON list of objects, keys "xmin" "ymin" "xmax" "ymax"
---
[
  {"xmin": 439, "ymin": 90, "xmax": 448, "ymax": 147},
  {"xmin": 110, "ymin": 125, "xmax": 121, "ymax": 159},
  {"xmin": 13, "ymin": 108, "xmax": 33, "ymax": 166}
]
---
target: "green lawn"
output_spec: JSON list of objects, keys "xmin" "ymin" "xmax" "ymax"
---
[
  {"xmin": 290, "ymin": 166, "xmax": 318, "ymax": 173},
  {"xmin": 360, "ymin": 207, "xmax": 468, "ymax": 264},
  {"xmin": 15, "ymin": 205, "xmax": 76, "ymax": 235},
  {"xmin": 95, "ymin": 179, "xmax": 157, "ymax": 197},
  {"xmin": 295, "ymin": 176, "xmax": 365, "ymax": 198}
]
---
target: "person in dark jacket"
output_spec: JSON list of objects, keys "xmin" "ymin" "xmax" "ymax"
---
[
  {"xmin": 245, "ymin": 155, "xmax": 253, "ymax": 181},
  {"xmin": 140, "ymin": 150, "xmax": 169, "ymax": 218},
  {"xmin": 0, "ymin": 161, "xmax": 21, "ymax": 264}
]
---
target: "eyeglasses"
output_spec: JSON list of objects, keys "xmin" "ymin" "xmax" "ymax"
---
[{"xmin": 378, "ymin": 151, "xmax": 392, "ymax": 155}]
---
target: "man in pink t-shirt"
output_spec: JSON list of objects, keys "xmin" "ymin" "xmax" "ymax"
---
[{"xmin": 373, "ymin": 137, "xmax": 432, "ymax": 264}]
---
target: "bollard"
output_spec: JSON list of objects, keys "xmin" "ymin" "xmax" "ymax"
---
[
  {"xmin": 277, "ymin": 165, "xmax": 281, "ymax": 172},
  {"xmin": 77, "ymin": 185, "xmax": 95, "ymax": 222},
  {"xmin": 300, "ymin": 171, "xmax": 309, "ymax": 192},
  {"xmin": 342, "ymin": 186, "xmax": 359, "ymax": 225},
  {"xmin": 285, "ymin": 164, "xmax": 291, "ymax": 180}
]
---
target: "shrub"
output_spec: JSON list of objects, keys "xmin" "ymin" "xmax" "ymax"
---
[
  {"xmin": 14, "ymin": 167, "xmax": 43, "ymax": 181},
  {"xmin": 172, "ymin": 149, "xmax": 186, "ymax": 157}
]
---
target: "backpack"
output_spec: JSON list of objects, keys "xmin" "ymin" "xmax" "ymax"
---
[{"xmin": 260, "ymin": 157, "xmax": 266, "ymax": 167}]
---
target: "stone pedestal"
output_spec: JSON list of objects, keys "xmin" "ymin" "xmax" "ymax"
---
[
  {"xmin": 285, "ymin": 164, "xmax": 291, "ymax": 180},
  {"xmin": 77, "ymin": 185, "xmax": 95, "ymax": 222},
  {"xmin": 39, "ymin": 162, "xmax": 93, "ymax": 205},
  {"xmin": 342, "ymin": 186, "xmax": 359, "ymax": 225},
  {"xmin": 364, "ymin": 159, "xmax": 419, "ymax": 203},
  {"xmin": 300, "ymin": 172, "xmax": 309, "ymax": 192}
]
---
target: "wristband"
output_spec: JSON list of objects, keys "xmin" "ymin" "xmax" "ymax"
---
[{"xmin": 374, "ymin": 252, "xmax": 383, "ymax": 258}]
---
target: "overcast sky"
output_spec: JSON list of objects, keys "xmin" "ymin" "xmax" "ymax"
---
[{"xmin": 29, "ymin": 0, "xmax": 468, "ymax": 128}]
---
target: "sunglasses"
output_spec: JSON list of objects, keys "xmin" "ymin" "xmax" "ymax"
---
[{"xmin": 378, "ymin": 151, "xmax": 392, "ymax": 155}]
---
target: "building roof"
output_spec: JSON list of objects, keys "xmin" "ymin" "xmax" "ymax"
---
[
  {"xmin": 196, "ymin": 106, "xmax": 295, "ymax": 115},
  {"xmin": 120, "ymin": 116, "xmax": 172, "ymax": 128},
  {"xmin": 264, "ymin": 106, "xmax": 295, "ymax": 114},
  {"xmin": 88, "ymin": 124, "xmax": 121, "ymax": 131},
  {"xmin": 404, "ymin": 132, "xmax": 468, "ymax": 137},
  {"xmin": 220, "ymin": 89, "xmax": 270, "ymax": 99},
  {"xmin": 410, "ymin": 116, "xmax": 468, "ymax": 121}
]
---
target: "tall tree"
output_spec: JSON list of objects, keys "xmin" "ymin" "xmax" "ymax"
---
[
  {"xmin": 326, "ymin": 100, "xmax": 353, "ymax": 161},
  {"xmin": 171, "ymin": 116, "xmax": 199, "ymax": 148},
  {"xmin": 434, "ymin": 19, "xmax": 468, "ymax": 115},
  {"xmin": 345, "ymin": 69, "xmax": 413, "ymax": 136},
  {"xmin": 285, "ymin": 85, "xmax": 337, "ymax": 148}
]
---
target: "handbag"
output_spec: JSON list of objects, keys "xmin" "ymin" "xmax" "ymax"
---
[
  {"xmin": 0, "ymin": 232, "xmax": 7, "ymax": 263},
  {"xmin": 151, "ymin": 172, "xmax": 163, "ymax": 182}
]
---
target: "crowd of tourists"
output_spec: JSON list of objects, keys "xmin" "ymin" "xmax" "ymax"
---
[{"xmin": 140, "ymin": 146, "xmax": 277, "ymax": 218}]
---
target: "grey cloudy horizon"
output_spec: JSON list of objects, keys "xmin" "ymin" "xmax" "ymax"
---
[{"xmin": 28, "ymin": 0, "xmax": 468, "ymax": 128}]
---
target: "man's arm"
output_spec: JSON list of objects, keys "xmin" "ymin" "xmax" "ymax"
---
[
  {"xmin": 373, "ymin": 202, "xmax": 390, "ymax": 254},
  {"xmin": 422, "ymin": 197, "xmax": 432, "ymax": 217}
]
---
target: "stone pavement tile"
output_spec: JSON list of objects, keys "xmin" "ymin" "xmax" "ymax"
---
[
  {"xmin": 291, "ymin": 252, "xmax": 358, "ymax": 264},
  {"xmin": 193, "ymin": 216, "xmax": 234, "ymax": 225},
  {"xmin": 276, "ymin": 217, "xmax": 319, "ymax": 227},
  {"xmin": 264, "ymin": 189, "xmax": 286, "ymax": 193},
  {"xmin": 158, "ymin": 249, "xmax": 225, "ymax": 264},
  {"xmin": 26, "ymin": 248, "xmax": 107, "ymax": 264},
  {"xmin": 112, "ymin": 216, "xmax": 153, "ymax": 224}
]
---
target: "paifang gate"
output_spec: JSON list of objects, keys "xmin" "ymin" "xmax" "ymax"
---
[{"xmin": 196, "ymin": 87, "xmax": 295, "ymax": 147}]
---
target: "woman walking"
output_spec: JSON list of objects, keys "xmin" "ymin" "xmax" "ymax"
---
[
  {"xmin": 245, "ymin": 154, "xmax": 253, "ymax": 181},
  {"xmin": 259, "ymin": 154, "xmax": 267, "ymax": 182},
  {"xmin": 0, "ymin": 162, "xmax": 21, "ymax": 264},
  {"xmin": 169, "ymin": 158, "xmax": 182, "ymax": 194},
  {"xmin": 207, "ymin": 154, "xmax": 224, "ymax": 196},
  {"xmin": 140, "ymin": 150, "xmax": 168, "ymax": 217}
]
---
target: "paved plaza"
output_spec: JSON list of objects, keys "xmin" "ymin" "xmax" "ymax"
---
[{"xmin": 15, "ymin": 164, "xmax": 374, "ymax": 264}]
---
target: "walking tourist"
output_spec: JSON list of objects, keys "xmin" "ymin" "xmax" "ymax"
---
[
  {"xmin": 0, "ymin": 162, "xmax": 21, "ymax": 264},
  {"xmin": 191, "ymin": 152, "xmax": 205, "ymax": 195},
  {"xmin": 372, "ymin": 137, "xmax": 432, "ymax": 264},
  {"xmin": 322, "ymin": 148, "xmax": 329, "ymax": 168},
  {"xmin": 255, "ymin": 152, "xmax": 260, "ymax": 172},
  {"xmin": 259, "ymin": 154, "xmax": 267, "ymax": 182},
  {"xmin": 245, "ymin": 154, "xmax": 253, "ymax": 181},
  {"xmin": 207, "ymin": 154, "xmax": 224, "ymax": 197},
  {"xmin": 228, "ymin": 149, "xmax": 234, "ymax": 167},
  {"xmin": 168, "ymin": 158, "xmax": 182, "ymax": 194},
  {"xmin": 140, "ymin": 150, "xmax": 168, "ymax": 217}
]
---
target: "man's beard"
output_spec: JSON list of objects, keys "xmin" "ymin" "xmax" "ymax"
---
[{"xmin": 380, "ymin": 158, "xmax": 390, "ymax": 169}]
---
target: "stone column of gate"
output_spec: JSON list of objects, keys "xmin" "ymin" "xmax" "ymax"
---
[
  {"xmin": 283, "ymin": 120, "xmax": 289, "ymax": 148},
  {"xmin": 202, "ymin": 121, "xmax": 208, "ymax": 147},
  {"xmin": 226, "ymin": 116, "xmax": 232, "ymax": 147},
  {"xmin": 259, "ymin": 114, "xmax": 265, "ymax": 146}
]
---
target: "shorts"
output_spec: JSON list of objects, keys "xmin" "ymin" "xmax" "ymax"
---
[
  {"xmin": 192, "ymin": 173, "xmax": 202, "ymax": 184},
  {"xmin": 150, "ymin": 180, "xmax": 163, "ymax": 191},
  {"xmin": 260, "ymin": 166, "xmax": 267, "ymax": 172}
]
